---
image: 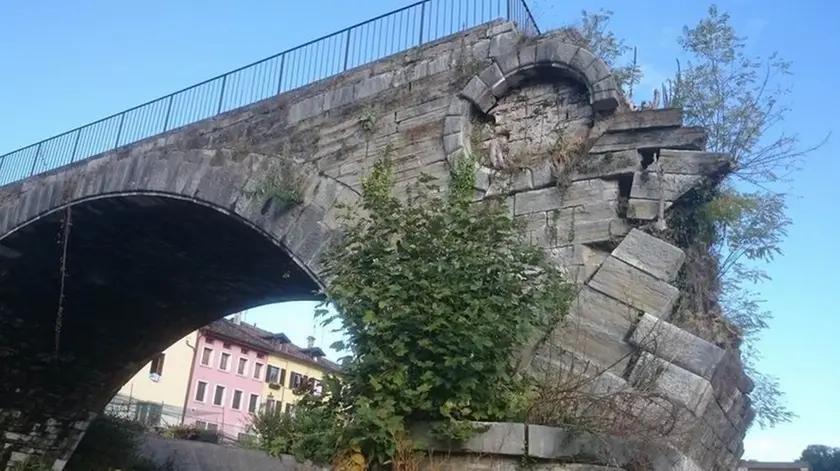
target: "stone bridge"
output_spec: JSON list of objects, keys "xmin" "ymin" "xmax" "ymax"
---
[{"xmin": 0, "ymin": 13, "xmax": 752, "ymax": 471}]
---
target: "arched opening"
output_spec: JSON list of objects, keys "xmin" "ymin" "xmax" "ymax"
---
[{"xmin": 0, "ymin": 193, "xmax": 321, "ymax": 415}]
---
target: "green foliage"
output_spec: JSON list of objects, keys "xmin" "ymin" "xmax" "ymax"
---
[
  {"xmin": 669, "ymin": 5, "xmax": 811, "ymax": 429},
  {"xmin": 249, "ymin": 396, "xmax": 343, "ymax": 467},
  {"xmin": 800, "ymin": 444, "xmax": 840, "ymax": 471},
  {"xmin": 359, "ymin": 107, "xmax": 377, "ymax": 134},
  {"xmin": 282, "ymin": 152, "xmax": 574, "ymax": 465},
  {"xmin": 63, "ymin": 415, "xmax": 175, "ymax": 471},
  {"xmin": 158, "ymin": 423, "xmax": 219, "ymax": 443},
  {"xmin": 251, "ymin": 163, "xmax": 306, "ymax": 206},
  {"xmin": 571, "ymin": 9, "xmax": 642, "ymax": 97}
]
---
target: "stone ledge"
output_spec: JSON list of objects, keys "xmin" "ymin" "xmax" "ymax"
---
[{"xmin": 411, "ymin": 421, "xmax": 704, "ymax": 471}]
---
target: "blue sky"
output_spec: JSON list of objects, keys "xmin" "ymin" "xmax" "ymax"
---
[{"xmin": 1, "ymin": 0, "xmax": 837, "ymax": 462}]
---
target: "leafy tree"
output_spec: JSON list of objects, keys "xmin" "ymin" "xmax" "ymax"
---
[
  {"xmin": 800, "ymin": 444, "xmax": 840, "ymax": 471},
  {"xmin": 569, "ymin": 9, "xmax": 642, "ymax": 97},
  {"xmin": 305, "ymin": 153, "xmax": 573, "ymax": 465},
  {"xmin": 563, "ymin": 5, "xmax": 827, "ymax": 429}
]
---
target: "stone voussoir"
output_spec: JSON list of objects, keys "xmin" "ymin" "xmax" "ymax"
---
[
  {"xmin": 458, "ymin": 75, "xmax": 496, "ymax": 113},
  {"xmin": 588, "ymin": 256, "xmax": 681, "ymax": 318},
  {"xmin": 629, "ymin": 352, "xmax": 715, "ymax": 417},
  {"xmin": 629, "ymin": 313, "xmax": 726, "ymax": 380},
  {"xmin": 611, "ymin": 228, "xmax": 686, "ymax": 283}
]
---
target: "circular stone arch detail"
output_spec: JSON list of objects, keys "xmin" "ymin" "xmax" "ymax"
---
[{"xmin": 440, "ymin": 38, "xmax": 623, "ymax": 189}]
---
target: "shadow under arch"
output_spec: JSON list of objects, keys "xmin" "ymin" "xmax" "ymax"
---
[{"xmin": 0, "ymin": 190, "xmax": 322, "ymax": 416}]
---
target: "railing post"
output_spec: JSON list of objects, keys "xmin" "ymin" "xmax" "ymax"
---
[
  {"xmin": 418, "ymin": 1, "xmax": 426, "ymax": 45},
  {"xmin": 276, "ymin": 54, "xmax": 286, "ymax": 95},
  {"xmin": 216, "ymin": 75, "xmax": 228, "ymax": 115},
  {"xmin": 163, "ymin": 95, "xmax": 175, "ymax": 133},
  {"xmin": 343, "ymin": 29, "xmax": 352, "ymax": 71},
  {"xmin": 28, "ymin": 142, "xmax": 43, "ymax": 177},
  {"xmin": 69, "ymin": 129, "xmax": 82, "ymax": 163},
  {"xmin": 114, "ymin": 113, "xmax": 126, "ymax": 149}
]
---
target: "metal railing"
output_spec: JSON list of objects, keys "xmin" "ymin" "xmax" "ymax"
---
[{"xmin": 0, "ymin": 0, "xmax": 539, "ymax": 187}]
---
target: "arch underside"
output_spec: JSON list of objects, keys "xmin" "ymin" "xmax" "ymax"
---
[{"xmin": 0, "ymin": 193, "xmax": 319, "ymax": 414}]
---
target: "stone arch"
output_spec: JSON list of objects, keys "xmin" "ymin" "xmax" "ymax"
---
[
  {"xmin": 0, "ymin": 142, "xmax": 347, "ymax": 458},
  {"xmin": 440, "ymin": 38, "xmax": 623, "ymax": 190},
  {"xmin": 457, "ymin": 38, "xmax": 621, "ymax": 116},
  {"xmin": 0, "ymin": 143, "xmax": 345, "ymax": 286}
]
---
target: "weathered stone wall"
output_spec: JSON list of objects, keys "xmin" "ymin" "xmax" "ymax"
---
[
  {"xmin": 1, "ymin": 410, "xmax": 94, "ymax": 471},
  {"xmin": 431, "ymin": 32, "xmax": 753, "ymax": 470},
  {"xmin": 0, "ymin": 18, "xmax": 753, "ymax": 470}
]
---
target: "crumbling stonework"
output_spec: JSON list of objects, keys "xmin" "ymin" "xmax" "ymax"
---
[
  {"xmin": 438, "ymin": 34, "xmax": 752, "ymax": 470},
  {"xmin": 0, "ymin": 19, "xmax": 752, "ymax": 470}
]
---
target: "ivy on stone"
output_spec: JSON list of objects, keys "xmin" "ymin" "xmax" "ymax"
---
[{"xmin": 305, "ymin": 153, "xmax": 573, "ymax": 465}]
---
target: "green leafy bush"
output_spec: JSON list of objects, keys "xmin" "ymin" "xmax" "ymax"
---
[
  {"xmin": 276, "ymin": 153, "xmax": 575, "ymax": 465},
  {"xmin": 248, "ymin": 392, "xmax": 343, "ymax": 467}
]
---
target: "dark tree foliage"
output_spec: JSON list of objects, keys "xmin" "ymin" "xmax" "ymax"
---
[{"xmin": 800, "ymin": 444, "xmax": 840, "ymax": 471}]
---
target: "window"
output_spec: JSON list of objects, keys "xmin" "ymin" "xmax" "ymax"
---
[
  {"xmin": 312, "ymin": 380, "xmax": 323, "ymax": 397},
  {"xmin": 149, "ymin": 353, "xmax": 166, "ymax": 377},
  {"xmin": 285, "ymin": 403, "xmax": 296, "ymax": 416},
  {"xmin": 231, "ymin": 390, "xmax": 243, "ymax": 410},
  {"xmin": 206, "ymin": 422, "xmax": 219, "ymax": 432},
  {"xmin": 266, "ymin": 365, "xmax": 280, "ymax": 383},
  {"xmin": 213, "ymin": 385, "xmax": 226, "ymax": 406},
  {"xmin": 195, "ymin": 420, "xmax": 208, "ymax": 429},
  {"xmin": 200, "ymin": 347, "xmax": 213, "ymax": 366},
  {"xmin": 219, "ymin": 352, "xmax": 231, "ymax": 371},
  {"xmin": 290, "ymin": 372, "xmax": 304, "ymax": 389},
  {"xmin": 237, "ymin": 357, "xmax": 248, "ymax": 376},
  {"xmin": 248, "ymin": 394, "xmax": 259, "ymax": 413},
  {"xmin": 194, "ymin": 381, "xmax": 208, "ymax": 402},
  {"xmin": 253, "ymin": 362, "xmax": 264, "ymax": 380},
  {"xmin": 135, "ymin": 402, "xmax": 163, "ymax": 427},
  {"xmin": 264, "ymin": 398, "xmax": 278, "ymax": 412}
]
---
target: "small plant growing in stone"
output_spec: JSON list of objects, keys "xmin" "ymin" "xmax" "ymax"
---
[
  {"xmin": 358, "ymin": 106, "xmax": 377, "ymax": 134},
  {"xmin": 250, "ymin": 161, "xmax": 307, "ymax": 206}
]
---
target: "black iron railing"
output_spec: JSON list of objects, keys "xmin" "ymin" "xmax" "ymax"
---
[{"xmin": 0, "ymin": 0, "xmax": 539, "ymax": 187}]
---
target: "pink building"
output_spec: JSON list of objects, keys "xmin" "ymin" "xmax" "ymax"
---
[{"xmin": 183, "ymin": 318, "xmax": 271, "ymax": 441}]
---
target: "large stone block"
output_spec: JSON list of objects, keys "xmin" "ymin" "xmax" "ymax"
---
[
  {"xmin": 611, "ymin": 228, "xmax": 686, "ymax": 282},
  {"xmin": 588, "ymin": 257, "xmax": 680, "ymax": 318},
  {"xmin": 629, "ymin": 171, "xmax": 704, "ymax": 202},
  {"xmin": 514, "ymin": 180, "xmax": 620, "ymax": 215},
  {"xmin": 658, "ymin": 149, "xmax": 731, "ymax": 175},
  {"xmin": 629, "ymin": 313, "xmax": 725, "ymax": 379},
  {"xmin": 549, "ymin": 245, "xmax": 609, "ymax": 284},
  {"xmin": 629, "ymin": 352, "xmax": 714, "ymax": 417},
  {"xmin": 572, "ymin": 150, "xmax": 641, "ymax": 181}
]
